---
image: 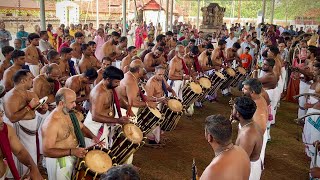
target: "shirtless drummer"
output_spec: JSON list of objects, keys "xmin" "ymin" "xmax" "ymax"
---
[
  {"xmin": 65, "ymin": 68, "xmax": 98, "ymax": 113},
  {"xmin": 78, "ymin": 44, "xmax": 100, "ymax": 73},
  {"xmin": 101, "ymin": 31, "xmax": 121, "ymax": 61},
  {"xmin": 116, "ymin": 59, "xmax": 157, "ymax": 164},
  {"xmin": 84, "ymin": 66, "xmax": 130, "ymax": 148},
  {"xmin": 95, "ymin": 57, "xmax": 112, "ymax": 86},
  {"xmin": 42, "ymin": 88, "xmax": 100, "ymax": 180},
  {"xmin": 201, "ymin": 114, "xmax": 250, "ymax": 180},
  {"xmin": 145, "ymin": 65, "xmax": 177, "ymax": 146}
]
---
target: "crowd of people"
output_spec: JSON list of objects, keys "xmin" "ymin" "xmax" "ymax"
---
[{"xmin": 0, "ymin": 18, "xmax": 320, "ymax": 180}]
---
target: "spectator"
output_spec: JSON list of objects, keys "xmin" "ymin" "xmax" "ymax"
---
[
  {"xmin": 13, "ymin": 39, "xmax": 22, "ymax": 50},
  {"xmin": 16, "ymin": 25, "xmax": 28, "ymax": 49},
  {"xmin": 0, "ymin": 21, "xmax": 12, "ymax": 48},
  {"xmin": 240, "ymin": 47, "xmax": 253, "ymax": 70}
]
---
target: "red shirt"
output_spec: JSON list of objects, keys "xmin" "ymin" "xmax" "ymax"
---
[
  {"xmin": 58, "ymin": 42, "xmax": 70, "ymax": 53},
  {"xmin": 240, "ymin": 53, "xmax": 252, "ymax": 69}
]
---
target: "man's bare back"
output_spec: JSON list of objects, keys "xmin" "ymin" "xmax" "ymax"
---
[{"xmin": 200, "ymin": 146, "xmax": 250, "ymax": 180}]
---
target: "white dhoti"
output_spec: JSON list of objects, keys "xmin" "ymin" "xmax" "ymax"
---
[
  {"xmin": 71, "ymin": 58, "xmax": 80, "ymax": 74},
  {"xmin": 6, "ymin": 118, "xmax": 38, "ymax": 178},
  {"xmin": 112, "ymin": 60, "xmax": 122, "ymax": 69},
  {"xmin": 119, "ymin": 107, "xmax": 139, "ymax": 164},
  {"xmin": 280, "ymin": 67, "xmax": 287, "ymax": 92},
  {"xmin": 46, "ymin": 156, "xmax": 76, "ymax": 180},
  {"xmin": 83, "ymin": 111, "xmax": 118, "ymax": 149},
  {"xmin": 260, "ymin": 129, "xmax": 268, "ymax": 165},
  {"xmin": 265, "ymin": 88, "xmax": 276, "ymax": 140},
  {"xmin": 168, "ymin": 79, "xmax": 194, "ymax": 115},
  {"xmin": 303, "ymin": 90, "xmax": 317, "ymax": 157},
  {"xmin": 249, "ymin": 158, "xmax": 263, "ymax": 180},
  {"xmin": 305, "ymin": 110, "xmax": 320, "ymax": 179},
  {"xmin": 27, "ymin": 64, "xmax": 40, "ymax": 77},
  {"xmin": 298, "ymin": 80, "xmax": 311, "ymax": 118}
]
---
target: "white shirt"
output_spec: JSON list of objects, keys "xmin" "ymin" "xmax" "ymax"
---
[
  {"xmin": 39, "ymin": 39, "xmax": 52, "ymax": 53},
  {"xmin": 226, "ymin": 37, "xmax": 238, "ymax": 49}
]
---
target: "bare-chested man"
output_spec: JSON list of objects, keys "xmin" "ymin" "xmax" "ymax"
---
[
  {"xmin": 88, "ymin": 41, "xmax": 101, "ymax": 67},
  {"xmin": 70, "ymin": 32, "xmax": 85, "ymax": 74},
  {"xmin": 258, "ymin": 58, "xmax": 278, "ymax": 141},
  {"xmin": 139, "ymin": 42, "xmax": 155, "ymax": 62},
  {"xmin": 226, "ymin": 42, "xmax": 241, "ymax": 67},
  {"xmin": 40, "ymin": 50, "xmax": 61, "ymax": 74},
  {"xmin": 117, "ymin": 60, "xmax": 157, "ymax": 114},
  {"xmin": 0, "ymin": 46, "xmax": 14, "ymax": 80},
  {"xmin": 3, "ymin": 69, "xmax": 48, "ymax": 176},
  {"xmin": 115, "ymin": 36, "xmax": 128, "ymax": 63},
  {"xmin": 78, "ymin": 44, "xmax": 100, "ymax": 74},
  {"xmin": 165, "ymin": 31, "xmax": 176, "ymax": 51},
  {"xmin": 168, "ymin": 45, "xmax": 190, "ymax": 99},
  {"xmin": 94, "ymin": 57, "xmax": 112, "ymax": 86},
  {"xmin": 42, "ymin": 88, "xmax": 99, "ymax": 180},
  {"xmin": 211, "ymin": 40, "xmax": 232, "ymax": 96},
  {"xmin": 144, "ymin": 47, "xmax": 165, "ymax": 79},
  {"xmin": 84, "ymin": 66, "xmax": 130, "ymax": 148},
  {"xmin": 242, "ymin": 78, "xmax": 269, "ymax": 168},
  {"xmin": 121, "ymin": 46, "xmax": 137, "ymax": 72},
  {"xmin": 33, "ymin": 64, "xmax": 62, "ymax": 108},
  {"xmin": 3, "ymin": 50, "xmax": 26, "ymax": 92},
  {"xmin": 0, "ymin": 109, "xmax": 43, "ymax": 180},
  {"xmin": 152, "ymin": 34, "xmax": 166, "ymax": 52},
  {"xmin": 101, "ymin": 31, "xmax": 121, "ymax": 61},
  {"xmin": 59, "ymin": 47, "xmax": 73, "ymax": 80},
  {"xmin": 25, "ymin": 33, "xmax": 48, "ymax": 77},
  {"xmin": 201, "ymin": 114, "xmax": 250, "ymax": 180},
  {"xmin": 116, "ymin": 59, "xmax": 157, "ymax": 164},
  {"xmin": 145, "ymin": 65, "xmax": 176, "ymax": 146},
  {"xmin": 198, "ymin": 43, "xmax": 215, "ymax": 72},
  {"xmin": 232, "ymin": 97, "xmax": 263, "ymax": 180},
  {"xmin": 65, "ymin": 68, "xmax": 98, "ymax": 112}
]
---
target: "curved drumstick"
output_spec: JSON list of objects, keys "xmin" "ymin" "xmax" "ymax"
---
[
  {"xmin": 293, "ymin": 93, "xmax": 320, "ymax": 100},
  {"xmin": 315, "ymin": 141, "xmax": 320, "ymax": 167},
  {"xmin": 294, "ymin": 112, "xmax": 320, "ymax": 122}
]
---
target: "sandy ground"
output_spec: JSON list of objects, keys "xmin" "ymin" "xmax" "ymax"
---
[{"xmin": 133, "ymin": 91, "xmax": 309, "ymax": 180}]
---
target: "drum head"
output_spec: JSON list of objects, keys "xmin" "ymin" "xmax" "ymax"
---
[
  {"xmin": 190, "ymin": 82, "xmax": 203, "ymax": 94},
  {"xmin": 85, "ymin": 150, "xmax": 112, "ymax": 173},
  {"xmin": 168, "ymin": 99, "xmax": 183, "ymax": 112},
  {"xmin": 226, "ymin": 68, "xmax": 236, "ymax": 77},
  {"xmin": 149, "ymin": 107, "xmax": 162, "ymax": 118},
  {"xmin": 215, "ymin": 72, "xmax": 226, "ymax": 79},
  {"xmin": 237, "ymin": 67, "xmax": 247, "ymax": 75},
  {"xmin": 199, "ymin": 77, "xmax": 212, "ymax": 89},
  {"xmin": 123, "ymin": 124, "xmax": 143, "ymax": 144}
]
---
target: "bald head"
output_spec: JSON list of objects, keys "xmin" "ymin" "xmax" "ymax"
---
[
  {"xmin": 129, "ymin": 59, "xmax": 144, "ymax": 73},
  {"xmin": 55, "ymin": 87, "xmax": 76, "ymax": 105}
]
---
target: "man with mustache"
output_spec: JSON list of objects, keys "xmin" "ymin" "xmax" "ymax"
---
[
  {"xmin": 78, "ymin": 44, "xmax": 100, "ymax": 74},
  {"xmin": 101, "ymin": 31, "xmax": 121, "ymax": 61},
  {"xmin": 3, "ymin": 69, "xmax": 48, "ymax": 178},
  {"xmin": 70, "ymin": 32, "xmax": 85, "ymax": 74},
  {"xmin": 143, "ymin": 46, "xmax": 165, "ymax": 79},
  {"xmin": 226, "ymin": 42, "xmax": 241, "ymax": 68},
  {"xmin": 121, "ymin": 46, "xmax": 138, "ymax": 72},
  {"xmin": 94, "ymin": 56, "xmax": 112, "ymax": 85},
  {"xmin": 42, "ymin": 88, "xmax": 99, "ymax": 180},
  {"xmin": 65, "ymin": 68, "xmax": 98, "ymax": 113},
  {"xmin": 258, "ymin": 58, "xmax": 278, "ymax": 141},
  {"xmin": 84, "ymin": 66, "xmax": 130, "ymax": 148},
  {"xmin": 168, "ymin": 45, "xmax": 190, "ymax": 99}
]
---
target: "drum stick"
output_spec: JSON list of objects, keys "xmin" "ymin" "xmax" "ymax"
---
[
  {"xmin": 85, "ymin": 138, "xmax": 106, "ymax": 150},
  {"xmin": 293, "ymin": 93, "xmax": 320, "ymax": 100},
  {"xmin": 294, "ymin": 113, "xmax": 320, "ymax": 122},
  {"xmin": 314, "ymin": 141, "xmax": 319, "ymax": 167}
]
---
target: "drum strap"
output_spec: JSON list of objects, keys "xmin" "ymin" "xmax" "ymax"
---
[
  {"xmin": 69, "ymin": 112, "xmax": 86, "ymax": 148},
  {"xmin": 139, "ymin": 88, "xmax": 147, "ymax": 102},
  {"xmin": 0, "ymin": 123, "xmax": 20, "ymax": 180},
  {"xmin": 193, "ymin": 56, "xmax": 202, "ymax": 73},
  {"xmin": 162, "ymin": 80, "xmax": 169, "ymax": 97},
  {"xmin": 181, "ymin": 58, "xmax": 189, "ymax": 75},
  {"xmin": 113, "ymin": 89, "xmax": 122, "ymax": 118}
]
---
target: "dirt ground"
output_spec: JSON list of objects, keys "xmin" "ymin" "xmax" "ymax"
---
[{"xmin": 133, "ymin": 90, "xmax": 310, "ymax": 180}]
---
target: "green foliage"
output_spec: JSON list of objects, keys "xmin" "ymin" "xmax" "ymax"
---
[{"xmin": 178, "ymin": 0, "xmax": 320, "ymax": 21}]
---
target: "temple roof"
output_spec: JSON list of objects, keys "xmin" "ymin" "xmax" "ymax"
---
[{"xmin": 142, "ymin": 0, "xmax": 164, "ymax": 11}]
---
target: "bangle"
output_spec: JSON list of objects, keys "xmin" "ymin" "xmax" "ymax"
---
[{"xmin": 69, "ymin": 149, "xmax": 72, "ymax": 156}]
